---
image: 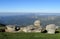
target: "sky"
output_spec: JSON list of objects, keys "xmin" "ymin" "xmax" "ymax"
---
[{"xmin": 0, "ymin": 0, "xmax": 60, "ymax": 13}]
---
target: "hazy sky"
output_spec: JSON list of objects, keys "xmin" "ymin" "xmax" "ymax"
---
[{"xmin": 0, "ymin": 0, "xmax": 60, "ymax": 13}]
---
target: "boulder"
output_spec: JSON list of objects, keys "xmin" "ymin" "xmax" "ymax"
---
[{"xmin": 46, "ymin": 24, "xmax": 56, "ymax": 34}]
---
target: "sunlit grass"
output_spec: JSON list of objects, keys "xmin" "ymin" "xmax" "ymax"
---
[{"xmin": 0, "ymin": 32, "xmax": 60, "ymax": 39}]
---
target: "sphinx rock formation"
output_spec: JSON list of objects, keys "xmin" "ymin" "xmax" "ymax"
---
[{"xmin": 20, "ymin": 20, "xmax": 42, "ymax": 32}]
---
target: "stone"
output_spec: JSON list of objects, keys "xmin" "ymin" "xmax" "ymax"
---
[
  {"xmin": 5, "ymin": 25, "xmax": 16, "ymax": 32},
  {"xmin": 46, "ymin": 24, "xmax": 56, "ymax": 34},
  {"xmin": 34, "ymin": 20, "xmax": 40, "ymax": 27}
]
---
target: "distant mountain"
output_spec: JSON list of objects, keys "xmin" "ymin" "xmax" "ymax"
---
[{"xmin": 0, "ymin": 13, "xmax": 60, "ymax": 26}]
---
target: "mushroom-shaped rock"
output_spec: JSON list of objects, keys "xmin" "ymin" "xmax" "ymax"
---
[
  {"xmin": 34, "ymin": 20, "xmax": 40, "ymax": 27},
  {"xmin": 33, "ymin": 20, "xmax": 42, "ymax": 32},
  {"xmin": 46, "ymin": 24, "xmax": 56, "ymax": 34}
]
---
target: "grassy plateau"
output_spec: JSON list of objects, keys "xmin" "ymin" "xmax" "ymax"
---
[{"xmin": 0, "ymin": 32, "xmax": 60, "ymax": 39}]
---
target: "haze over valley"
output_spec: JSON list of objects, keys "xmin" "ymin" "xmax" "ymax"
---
[{"xmin": 0, "ymin": 13, "xmax": 60, "ymax": 27}]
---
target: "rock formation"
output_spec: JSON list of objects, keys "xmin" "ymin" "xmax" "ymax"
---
[
  {"xmin": 46, "ymin": 24, "xmax": 56, "ymax": 34},
  {"xmin": 20, "ymin": 20, "xmax": 42, "ymax": 32},
  {"xmin": 5, "ymin": 25, "xmax": 15, "ymax": 32}
]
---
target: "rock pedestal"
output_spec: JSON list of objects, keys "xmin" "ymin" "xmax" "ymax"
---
[{"xmin": 33, "ymin": 20, "xmax": 42, "ymax": 32}]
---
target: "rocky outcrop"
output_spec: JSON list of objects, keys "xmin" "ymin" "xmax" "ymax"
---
[{"xmin": 46, "ymin": 24, "xmax": 56, "ymax": 34}]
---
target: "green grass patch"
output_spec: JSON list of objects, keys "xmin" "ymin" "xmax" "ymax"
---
[{"xmin": 0, "ymin": 32, "xmax": 60, "ymax": 39}]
